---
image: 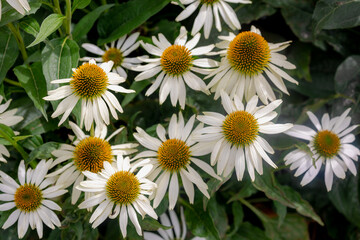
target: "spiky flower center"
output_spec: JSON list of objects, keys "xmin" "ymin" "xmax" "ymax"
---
[
  {"xmin": 200, "ymin": 0, "xmax": 219, "ymax": 5},
  {"xmin": 222, "ymin": 111, "xmax": 259, "ymax": 146},
  {"xmin": 227, "ymin": 31, "xmax": 270, "ymax": 76},
  {"xmin": 161, "ymin": 45, "xmax": 192, "ymax": 76},
  {"xmin": 313, "ymin": 130, "xmax": 340, "ymax": 158},
  {"xmin": 157, "ymin": 139, "xmax": 191, "ymax": 172},
  {"xmin": 14, "ymin": 184, "xmax": 43, "ymax": 212},
  {"xmin": 70, "ymin": 63, "xmax": 108, "ymax": 99},
  {"xmin": 106, "ymin": 171, "xmax": 140, "ymax": 205},
  {"xmin": 102, "ymin": 48, "xmax": 124, "ymax": 67},
  {"xmin": 73, "ymin": 137, "xmax": 113, "ymax": 173}
]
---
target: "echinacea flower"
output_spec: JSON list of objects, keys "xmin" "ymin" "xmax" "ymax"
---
[
  {"xmin": 0, "ymin": 96, "xmax": 23, "ymax": 163},
  {"xmin": 133, "ymin": 112, "xmax": 220, "ymax": 209},
  {"xmin": 0, "ymin": 160, "xmax": 67, "ymax": 239},
  {"xmin": 144, "ymin": 207, "xmax": 206, "ymax": 240},
  {"xmin": 81, "ymin": 32, "xmax": 142, "ymax": 79},
  {"xmin": 196, "ymin": 92, "xmax": 293, "ymax": 181},
  {"xmin": 174, "ymin": 0, "xmax": 251, "ymax": 39},
  {"xmin": 46, "ymin": 122, "xmax": 138, "ymax": 204},
  {"xmin": 206, "ymin": 26, "xmax": 298, "ymax": 104},
  {"xmin": 285, "ymin": 109, "xmax": 360, "ymax": 191},
  {"xmin": 0, "ymin": 0, "xmax": 30, "ymax": 20},
  {"xmin": 43, "ymin": 59, "xmax": 134, "ymax": 130},
  {"xmin": 133, "ymin": 26, "xmax": 217, "ymax": 109},
  {"xmin": 77, "ymin": 155, "xmax": 157, "ymax": 238}
]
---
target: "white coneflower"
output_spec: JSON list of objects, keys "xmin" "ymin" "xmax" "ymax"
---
[
  {"xmin": 0, "ymin": 96, "xmax": 23, "ymax": 163},
  {"xmin": 76, "ymin": 155, "xmax": 157, "ymax": 238},
  {"xmin": 81, "ymin": 32, "xmax": 142, "ymax": 79},
  {"xmin": 0, "ymin": 0, "xmax": 30, "ymax": 20},
  {"xmin": 196, "ymin": 91, "xmax": 292, "ymax": 181},
  {"xmin": 0, "ymin": 160, "xmax": 67, "ymax": 239},
  {"xmin": 285, "ymin": 109, "xmax": 360, "ymax": 191},
  {"xmin": 46, "ymin": 122, "xmax": 138, "ymax": 204},
  {"xmin": 43, "ymin": 59, "xmax": 134, "ymax": 130},
  {"xmin": 133, "ymin": 112, "xmax": 220, "ymax": 210},
  {"xmin": 174, "ymin": 0, "xmax": 251, "ymax": 39},
  {"xmin": 133, "ymin": 26, "xmax": 217, "ymax": 109},
  {"xmin": 206, "ymin": 26, "xmax": 298, "ymax": 104}
]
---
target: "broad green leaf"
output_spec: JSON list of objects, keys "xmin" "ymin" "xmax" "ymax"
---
[
  {"xmin": 13, "ymin": 62, "xmax": 48, "ymax": 120},
  {"xmin": 227, "ymin": 201, "xmax": 244, "ymax": 237},
  {"xmin": 252, "ymin": 172, "xmax": 324, "ymax": 225},
  {"xmin": 141, "ymin": 217, "xmax": 172, "ymax": 231},
  {"xmin": 19, "ymin": 17, "xmax": 40, "ymax": 37},
  {"xmin": 281, "ymin": 6, "xmax": 313, "ymax": 42},
  {"xmin": 236, "ymin": 0, "xmax": 276, "ymax": 25},
  {"xmin": 274, "ymin": 201, "xmax": 287, "ymax": 227},
  {"xmin": 313, "ymin": 0, "xmax": 360, "ymax": 33},
  {"xmin": 41, "ymin": 38, "xmax": 79, "ymax": 91},
  {"xmin": 0, "ymin": 123, "xmax": 15, "ymax": 138},
  {"xmin": 0, "ymin": 0, "xmax": 41, "ymax": 27},
  {"xmin": 27, "ymin": 142, "xmax": 60, "ymax": 163},
  {"xmin": 227, "ymin": 182, "xmax": 258, "ymax": 203},
  {"xmin": 72, "ymin": 4, "xmax": 114, "ymax": 41},
  {"xmin": 97, "ymin": 0, "xmax": 171, "ymax": 45},
  {"xmin": 0, "ymin": 27, "xmax": 19, "ymax": 84},
  {"xmin": 27, "ymin": 14, "xmax": 65, "ymax": 48},
  {"xmin": 72, "ymin": 0, "xmax": 91, "ymax": 11},
  {"xmin": 208, "ymin": 197, "xmax": 228, "ymax": 238},
  {"xmin": 334, "ymin": 55, "xmax": 360, "ymax": 94},
  {"xmin": 287, "ymin": 42, "xmax": 312, "ymax": 82},
  {"xmin": 121, "ymin": 80, "xmax": 151, "ymax": 107},
  {"xmin": 229, "ymin": 222, "xmax": 271, "ymax": 240},
  {"xmin": 328, "ymin": 174, "xmax": 360, "ymax": 228}
]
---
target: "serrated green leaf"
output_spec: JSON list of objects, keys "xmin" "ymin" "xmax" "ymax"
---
[
  {"xmin": 13, "ymin": 62, "xmax": 48, "ymax": 120},
  {"xmin": 0, "ymin": 27, "xmax": 19, "ymax": 84},
  {"xmin": 72, "ymin": 4, "xmax": 114, "ymax": 41},
  {"xmin": 19, "ymin": 17, "xmax": 40, "ymax": 37},
  {"xmin": 27, "ymin": 142, "xmax": 60, "ymax": 163},
  {"xmin": 97, "ymin": 0, "xmax": 171, "ymax": 45},
  {"xmin": 313, "ymin": 0, "xmax": 360, "ymax": 33},
  {"xmin": 0, "ymin": 0, "xmax": 41, "ymax": 27},
  {"xmin": 27, "ymin": 14, "xmax": 65, "ymax": 48},
  {"xmin": 72, "ymin": 0, "xmax": 91, "ymax": 11}
]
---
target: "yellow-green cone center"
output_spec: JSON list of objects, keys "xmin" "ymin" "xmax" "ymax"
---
[
  {"xmin": 200, "ymin": 0, "xmax": 219, "ymax": 5},
  {"xmin": 70, "ymin": 63, "xmax": 109, "ymax": 100},
  {"xmin": 222, "ymin": 111, "xmax": 259, "ymax": 146},
  {"xmin": 14, "ymin": 184, "xmax": 43, "ymax": 212},
  {"xmin": 227, "ymin": 31, "xmax": 270, "ymax": 76},
  {"xmin": 313, "ymin": 130, "xmax": 340, "ymax": 158},
  {"xmin": 73, "ymin": 136, "xmax": 113, "ymax": 173},
  {"xmin": 102, "ymin": 48, "xmax": 124, "ymax": 68},
  {"xmin": 157, "ymin": 139, "xmax": 191, "ymax": 172},
  {"xmin": 160, "ymin": 45, "xmax": 192, "ymax": 76},
  {"xmin": 106, "ymin": 171, "xmax": 140, "ymax": 205}
]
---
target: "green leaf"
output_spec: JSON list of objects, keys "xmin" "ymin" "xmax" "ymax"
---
[
  {"xmin": 274, "ymin": 201, "xmax": 287, "ymax": 227},
  {"xmin": 328, "ymin": 174, "xmax": 360, "ymax": 228},
  {"xmin": 0, "ymin": 27, "xmax": 19, "ymax": 84},
  {"xmin": 313, "ymin": 0, "xmax": 360, "ymax": 33},
  {"xmin": 0, "ymin": 123, "xmax": 15, "ymax": 138},
  {"xmin": 72, "ymin": 4, "xmax": 114, "ymax": 41},
  {"xmin": 121, "ymin": 80, "xmax": 151, "ymax": 107},
  {"xmin": 334, "ymin": 55, "xmax": 360, "ymax": 94},
  {"xmin": 27, "ymin": 142, "xmax": 60, "ymax": 164},
  {"xmin": 72, "ymin": 0, "xmax": 91, "ymax": 11},
  {"xmin": 287, "ymin": 42, "xmax": 312, "ymax": 82},
  {"xmin": 235, "ymin": 0, "xmax": 276, "ymax": 25},
  {"xmin": 208, "ymin": 197, "xmax": 228, "ymax": 238},
  {"xmin": 227, "ymin": 182, "xmax": 258, "ymax": 203},
  {"xmin": 141, "ymin": 217, "xmax": 172, "ymax": 231},
  {"xmin": 19, "ymin": 17, "xmax": 40, "ymax": 37},
  {"xmin": 252, "ymin": 172, "xmax": 324, "ymax": 225},
  {"xmin": 13, "ymin": 62, "xmax": 48, "ymax": 120},
  {"xmin": 41, "ymin": 38, "xmax": 79, "ymax": 91},
  {"xmin": 0, "ymin": 0, "xmax": 41, "ymax": 27},
  {"xmin": 27, "ymin": 14, "xmax": 65, "ymax": 48},
  {"xmin": 229, "ymin": 222, "xmax": 271, "ymax": 240},
  {"xmin": 228, "ymin": 201, "xmax": 244, "ymax": 237},
  {"xmin": 97, "ymin": 0, "xmax": 171, "ymax": 45}
]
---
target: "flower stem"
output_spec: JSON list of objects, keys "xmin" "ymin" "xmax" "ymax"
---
[
  {"xmin": 53, "ymin": 0, "xmax": 62, "ymax": 15},
  {"xmin": 4, "ymin": 78, "xmax": 22, "ymax": 88},
  {"xmin": 65, "ymin": 0, "xmax": 72, "ymax": 38},
  {"xmin": 239, "ymin": 198, "xmax": 267, "ymax": 222},
  {"xmin": 7, "ymin": 23, "xmax": 28, "ymax": 61}
]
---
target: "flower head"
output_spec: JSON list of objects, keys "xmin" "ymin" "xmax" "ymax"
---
[
  {"xmin": 46, "ymin": 122, "xmax": 138, "ymax": 204},
  {"xmin": 77, "ymin": 155, "xmax": 157, "ymax": 238},
  {"xmin": 133, "ymin": 26, "xmax": 217, "ymax": 109},
  {"xmin": 81, "ymin": 32, "xmax": 142, "ymax": 79},
  {"xmin": 133, "ymin": 112, "xmax": 220, "ymax": 209},
  {"xmin": 206, "ymin": 26, "xmax": 298, "ymax": 104},
  {"xmin": 0, "ymin": 96, "xmax": 23, "ymax": 163},
  {"xmin": 285, "ymin": 109, "xmax": 360, "ymax": 191},
  {"xmin": 43, "ymin": 59, "xmax": 134, "ymax": 130},
  {"xmin": 0, "ymin": 160, "xmax": 67, "ymax": 239},
  {"xmin": 174, "ymin": 0, "xmax": 251, "ymax": 39},
  {"xmin": 196, "ymin": 92, "xmax": 292, "ymax": 181}
]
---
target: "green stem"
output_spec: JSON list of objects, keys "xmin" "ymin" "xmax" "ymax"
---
[
  {"xmin": 65, "ymin": 0, "xmax": 72, "ymax": 38},
  {"xmin": 53, "ymin": 0, "xmax": 62, "ymax": 15},
  {"xmin": 7, "ymin": 23, "xmax": 28, "ymax": 61},
  {"xmin": 4, "ymin": 78, "xmax": 22, "ymax": 87},
  {"xmin": 239, "ymin": 198, "xmax": 267, "ymax": 222},
  {"xmin": 0, "ymin": 131, "xmax": 30, "ymax": 166}
]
